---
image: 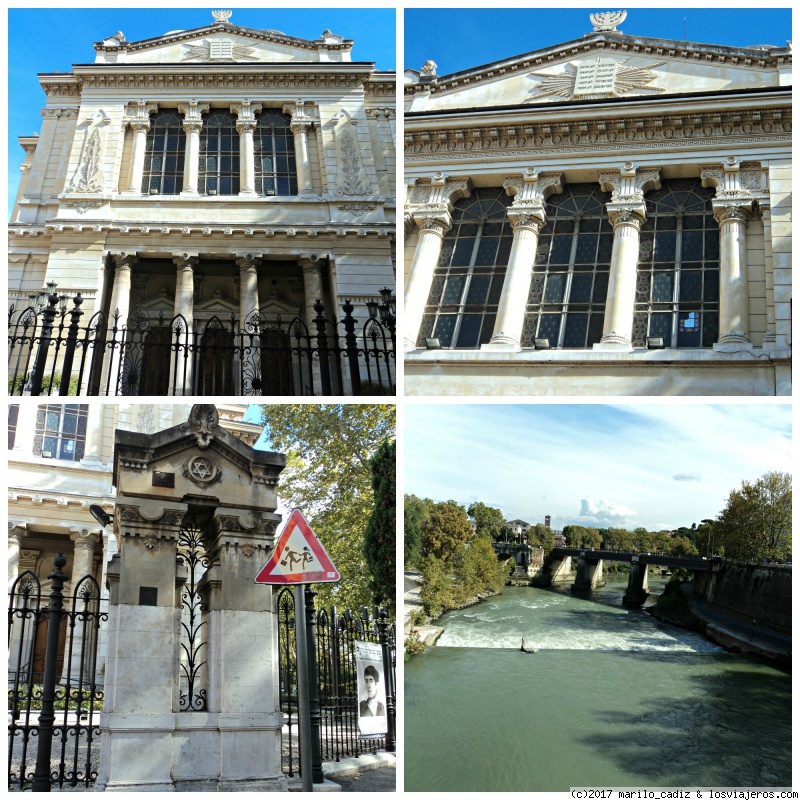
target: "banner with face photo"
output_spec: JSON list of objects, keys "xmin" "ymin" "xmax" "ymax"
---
[{"xmin": 355, "ymin": 640, "xmax": 387, "ymax": 736}]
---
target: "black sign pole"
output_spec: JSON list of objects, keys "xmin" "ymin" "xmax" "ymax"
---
[{"xmin": 294, "ymin": 584, "xmax": 314, "ymax": 792}]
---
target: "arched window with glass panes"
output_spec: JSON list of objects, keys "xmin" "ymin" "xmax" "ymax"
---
[
  {"xmin": 523, "ymin": 183, "xmax": 613, "ymax": 348},
  {"xmin": 199, "ymin": 110, "xmax": 240, "ymax": 195},
  {"xmin": 141, "ymin": 111, "xmax": 186, "ymax": 195},
  {"xmin": 418, "ymin": 188, "xmax": 513, "ymax": 348},
  {"xmin": 255, "ymin": 111, "xmax": 298, "ymax": 196},
  {"xmin": 633, "ymin": 180, "xmax": 719, "ymax": 348}
]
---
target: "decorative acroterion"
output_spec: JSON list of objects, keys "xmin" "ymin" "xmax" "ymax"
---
[
  {"xmin": 212, "ymin": 10, "xmax": 232, "ymax": 23},
  {"xmin": 590, "ymin": 10, "xmax": 627, "ymax": 31}
]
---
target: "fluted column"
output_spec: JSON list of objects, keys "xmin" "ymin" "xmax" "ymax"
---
[
  {"xmin": 231, "ymin": 101, "xmax": 262, "ymax": 197},
  {"xmin": 404, "ymin": 216, "xmax": 450, "ymax": 351},
  {"xmin": 595, "ymin": 165, "xmax": 660, "ymax": 350},
  {"xmin": 714, "ymin": 203, "xmax": 753, "ymax": 346},
  {"xmin": 172, "ymin": 254, "xmax": 198, "ymax": 395},
  {"xmin": 284, "ymin": 101, "xmax": 317, "ymax": 196},
  {"xmin": 178, "ymin": 101, "xmax": 209, "ymax": 196},
  {"xmin": 484, "ymin": 169, "xmax": 563, "ymax": 350}
]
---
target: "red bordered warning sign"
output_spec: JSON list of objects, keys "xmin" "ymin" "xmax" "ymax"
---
[{"xmin": 254, "ymin": 508, "xmax": 340, "ymax": 584}]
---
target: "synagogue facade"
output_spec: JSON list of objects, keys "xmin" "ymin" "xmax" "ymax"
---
[
  {"xmin": 10, "ymin": 11, "xmax": 395, "ymax": 396},
  {"xmin": 403, "ymin": 12, "xmax": 791, "ymax": 395}
]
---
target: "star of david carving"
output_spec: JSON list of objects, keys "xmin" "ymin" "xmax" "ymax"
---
[
  {"xmin": 184, "ymin": 455, "xmax": 221, "ymax": 487},
  {"xmin": 190, "ymin": 458, "xmax": 213, "ymax": 480}
]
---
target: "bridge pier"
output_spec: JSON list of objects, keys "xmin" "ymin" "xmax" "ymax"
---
[
  {"xmin": 537, "ymin": 554, "xmax": 572, "ymax": 586},
  {"xmin": 623, "ymin": 556, "xmax": 649, "ymax": 606},
  {"xmin": 572, "ymin": 553, "xmax": 605, "ymax": 592}
]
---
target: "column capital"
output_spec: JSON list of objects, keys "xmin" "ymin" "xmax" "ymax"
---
[
  {"xmin": 407, "ymin": 173, "xmax": 472, "ymax": 209},
  {"xmin": 235, "ymin": 253, "xmax": 261, "ymax": 268},
  {"xmin": 69, "ymin": 529, "xmax": 101, "ymax": 548},
  {"xmin": 507, "ymin": 210, "xmax": 546, "ymax": 233},
  {"xmin": 412, "ymin": 213, "xmax": 451, "ymax": 238},
  {"xmin": 503, "ymin": 168, "xmax": 563, "ymax": 204},
  {"xmin": 110, "ymin": 251, "xmax": 137, "ymax": 269},
  {"xmin": 172, "ymin": 252, "xmax": 199, "ymax": 269},
  {"xmin": 700, "ymin": 157, "xmax": 765, "ymax": 196},
  {"xmin": 290, "ymin": 119, "xmax": 313, "ymax": 136},
  {"xmin": 599, "ymin": 164, "xmax": 661, "ymax": 201},
  {"xmin": 282, "ymin": 99, "xmax": 319, "ymax": 123},
  {"xmin": 177, "ymin": 100, "xmax": 210, "ymax": 127},
  {"xmin": 606, "ymin": 204, "xmax": 646, "ymax": 230},
  {"xmin": 712, "ymin": 200, "xmax": 754, "ymax": 226},
  {"xmin": 298, "ymin": 253, "xmax": 324, "ymax": 271},
  {"xmin": 124, "ymin": 100, "xmax": 158, "ymax": 130},
  {"xmin": 8, "ymin": 521, "xmax": 27, "ymax": 546},
  {"xmin": 230, "ymin": 100, "xmax": 263, "ymax": 121}
]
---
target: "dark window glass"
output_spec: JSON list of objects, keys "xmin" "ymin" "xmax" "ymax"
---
[
  {"xmin": 199, "ymin": 111, "xmax": 240, "ymax": 195},
  {"xmin": 141, "ymin": 111, "xmax": 185, "ymax": 195},
  {"xmin": 8, "ymin": 405, "xmax": 19, "ymax": 450},
  {"xmin": 255, "ymin": 110, "xmax": 297, "ymax": 196}
]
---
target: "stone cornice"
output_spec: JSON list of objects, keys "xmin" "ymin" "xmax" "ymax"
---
[
  {"xmin": 93, "ymin": 23, "xmax": 354, "ymax": 55},
  {"xmin": 405, "ymin": 105, "xmax": 791, "ymax": 160},
  {"xmin": 406, "ymin": 32, "xmax": 792, "ymax": 96}
]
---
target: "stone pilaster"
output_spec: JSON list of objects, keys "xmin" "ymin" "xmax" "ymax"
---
[
  {"xmin": 284, "ymin": 101, "xmax": 318, "ymax": 196},
  {"xmin": 172, "ymin": 253, "xmax": 199, "ymax": 395},
  {"xmin": 103, "ymin": 252, "xmax": 137, "ymax": 392},
  {"xmin": 595, "ymin": 165, "xmax": 661, "ymax": 350},
  {"xmin": 483, "ymin": 169, "xmax": 563, "ymax": 351},
  {"xmin": 8, "ymin": 523, "xmax": 26, "ymax": 586}
]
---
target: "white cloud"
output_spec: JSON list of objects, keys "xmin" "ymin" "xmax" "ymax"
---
[
  {"xmin": 578, "ymin": 498, "xmax": 638, "ymax": 527},
  {"xmin": 672, "ymin": 473, "xmax": 701, "ymax": 482}
]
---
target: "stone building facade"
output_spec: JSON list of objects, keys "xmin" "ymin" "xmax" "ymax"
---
[
  {"xmin": 7, "ymin": 402, "xmax": 261, "ymax": 683},
  {"xmin": 9, "ymin": 11, "xmax": 395, "ymax": 396},
  {"xmin": 403, "ymin": 12, "xmax": 791, "ymax": 395}
]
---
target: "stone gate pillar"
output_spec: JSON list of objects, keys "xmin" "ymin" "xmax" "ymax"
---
[{"xmin": 97, "ymin": 404, "xmax": 286, "ymax": 792}]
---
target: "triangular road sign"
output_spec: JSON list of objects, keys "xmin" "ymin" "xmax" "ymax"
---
[{"xmin": 254, "ymin": 508, "xmax": 340, "ymax": 584}]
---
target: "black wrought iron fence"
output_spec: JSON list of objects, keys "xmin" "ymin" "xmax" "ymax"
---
[
  {"xmin": 8, "ymin": 557, "xmax": 107, "ymax": 792},
  {"xmin": 276, "ymin": 587, "xmax": 396, "ymax": 779},
  {"xmin": 8, "ymin": 295, "xmax": 395, "ymax": 397}
]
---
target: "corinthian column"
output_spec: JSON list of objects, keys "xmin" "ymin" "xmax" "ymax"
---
[
  {"xmin": 67, "ymin": 529, "xmax": 101, "ymax": 684},
  {"xmin": 595, "ymin": 165, "xmax": 661, "ymax": 351},
  {"xmin": 123, "ymin": 101, "xmax": 157, "ymax": 194},
  {"xmin": 713, "ymin": 203, "xmax": 753, "ymax": 346},
  {"xmin": 231, "ymin": 101, "xmax": 262, "ymax": 197},
  {"xmin": 178, "ymin": 101, "xmax": 209, "ymax": 196},
  {"xmin": 284, "ymin": 101, "xmax": 317, "ymax": 196},
  {"xmin": 483, "ymin": 169, "xmax": 563, "ymax": 351},
  {"xmin": 701, "ymin": 159, "xmax": 759, "ymax": 349}
]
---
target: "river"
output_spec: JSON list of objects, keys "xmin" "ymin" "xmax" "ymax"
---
[{"xmin": 404, "ymin": 578, "xmax": 791, "ymax": 791}]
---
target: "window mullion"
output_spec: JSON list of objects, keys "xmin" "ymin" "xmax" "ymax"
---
[
  {"xmin": 673, "ymin": 216, "xmax": 683, "ymax": 345},
  {"xmin": 452, "ymin": 220, "xmax": 483, "ymax": 347},
  {"xmin": 560, "ymin": 218, "xmax": 581, "ymax": 348}
]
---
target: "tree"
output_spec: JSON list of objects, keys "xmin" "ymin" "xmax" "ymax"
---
[
  {"xmin": 563, "ymin": 525, "xmax": 602, "ymax": 550},
  {"xmin": 362, "ymin": 438, "xmax": 396, "ymax": 615},
  {"xmin": 670, "ymin": 536, "xmax": 699, "ymax": 557},
  {"xmin": 604, "ymin": 527, "xmax": 636, "ymax": 552},
  {"xmin": 420, "ymin": 501, "xmax": 472, "ymax": 561},
  {"xmin": 260, "ymin": 404, "xmax": 396, "ymax": 611},
  {"xmin": 404, "ymin": 494, "xmax": 430, "ymax": 568},
  {"xmin": 467, "ymin": 501, "xmax": 505, "ymax": 540},
  {"xmin": 528, "ymin": 523, "xmax": 554, "ymax": 554},
  {"xmin": 716, "ymin": 471, "xmax": 792, "ymax": 562}
]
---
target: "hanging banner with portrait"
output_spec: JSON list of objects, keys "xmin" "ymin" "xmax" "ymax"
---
[{"xmin": 354, "ymin": 640, "xmax": 387, "ymax": 736}]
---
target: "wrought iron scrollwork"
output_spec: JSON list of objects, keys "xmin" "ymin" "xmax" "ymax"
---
[{"xmin": 177, "ymin": 523, "xmax": 209, "ymax": 711}]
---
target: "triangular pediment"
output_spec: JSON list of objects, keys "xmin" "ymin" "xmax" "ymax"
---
[
  {"xmin": 95, "ymin": 20, "xmax": 353, "ymax": 65},
  {"xmin": 407, "ymin": 32, "xmax": 790, "ymax": 112}
]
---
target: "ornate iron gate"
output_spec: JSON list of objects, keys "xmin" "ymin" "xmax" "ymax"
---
[
  {"xmin": 277, "ymin": 587, "xmax": 396, "ymax": 779},
  {"xmin": 7, "ymin": 556, "xmax": 107, "ymax": 791}
]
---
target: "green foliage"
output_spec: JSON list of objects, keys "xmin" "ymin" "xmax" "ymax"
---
[
  {"xmin": 404, "ymin": 630, "xmax": 427, "ymax": 657},
  {"xmin": 362, "ymin": 438, "xmax": 396, "ymax": 615},
  {"xmin": 404, "ymin": 494, "xmax": 431, "ymax": 568},
  {"xmin": 716, "ymin": 471, "xmax": 792, "ymax": 562},
  {"xmin": 420, "ymin": 500, "xmax": 472, "ymax": 561},
  {"xmin": 260, "ymin": 404, "xmax": 396, "ymax": 613},
  {"xmin": 467, "ymin": 501, "xmax": 505, "ymax": 540},
  {"xmin": 452, "ymin": 536, "xmax": 509, "ymax": 602},
  {"xmin": 669, "ymin": 535, "xmax": 699, "ymax": 557},
  {"xmin": 410, "ymin": 608, "xmax": 427, "ymax": 626},
  {"xmin": 563, "ymin": 524, "xmax": 602, "ymax": 549},
  {"xmin": 8, "ymin": 372, "xmax": 80, "ymax": 396},
  {"xmin": 419, "ymin": 554, "xmax": 456, "ymax": 617},
  {"xmin": 527, "ymin": 523, "xmax": 555, "ymax": 554}
]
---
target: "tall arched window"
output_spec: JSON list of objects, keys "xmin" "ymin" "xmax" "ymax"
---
[
  {"xmin": 633, "ymin": 180, "xmax": 719, "ymax": 348},
  {"xmin": 199, "ymin": 111, "xmax": 240, "ymax": 195},
  {"xmin": 142, "ymin": 111, "xmax": 185, "ymax": 195},
  {"xmin": 255, "ymin": 111, "xmax": 297, "ymax": 196},
  {"xmin": 418, "ymin": 188, "xmax": 513, "ymax": 348},
  {"xmin": 523, "ymin": 183, "xmax": 613, "ymax": 348}
]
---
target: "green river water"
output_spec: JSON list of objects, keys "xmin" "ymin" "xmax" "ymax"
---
[{"xmin": 404, "ymin": 579, "xmax": 791, "ymax": 792}]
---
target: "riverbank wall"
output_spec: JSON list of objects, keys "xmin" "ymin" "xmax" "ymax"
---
[{"xmin": 694, "ymin": 562, "xmax": 791, "ymax": 635}]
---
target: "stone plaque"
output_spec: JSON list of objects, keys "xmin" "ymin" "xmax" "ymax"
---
[
  {"xmin": 139, "ymin": 586, "xmax": 158, "ymax": 606},
  {"xmin": 153, "ymin": 471, "xmax": 175, "ymax": 488},
  {"xmin": 210, "ymin": 40, "xmax": 233, "ymax": 60},
  {"xmin": 573, "ymin": 58, "xmax": 617, "ymax": 96}
]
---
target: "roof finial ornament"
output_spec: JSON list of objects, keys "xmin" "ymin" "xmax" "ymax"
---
[
  {"xmin": 212, "ymin": 10, "xmax": 233, "ymax": 24},
  {"xmin": 590, "ymin": 10, "xmax": 627, "ymax": 32}
]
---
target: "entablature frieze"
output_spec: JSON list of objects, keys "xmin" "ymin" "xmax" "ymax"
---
[{"xmin": 404, "ymin": 106, "xmax": 791, "ymax": 160}]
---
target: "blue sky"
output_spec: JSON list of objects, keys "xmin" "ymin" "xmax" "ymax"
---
[
  {"xmin": 8, "ymin": 7, "xmax": 396, "ymax": 217},
  {"xmin": 404, "ymin": 403, "xmax": 792, "ymax": 531},
  {"xmin": 405, "ymin": 8, "xmax": 792, "ymax": 76}
]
